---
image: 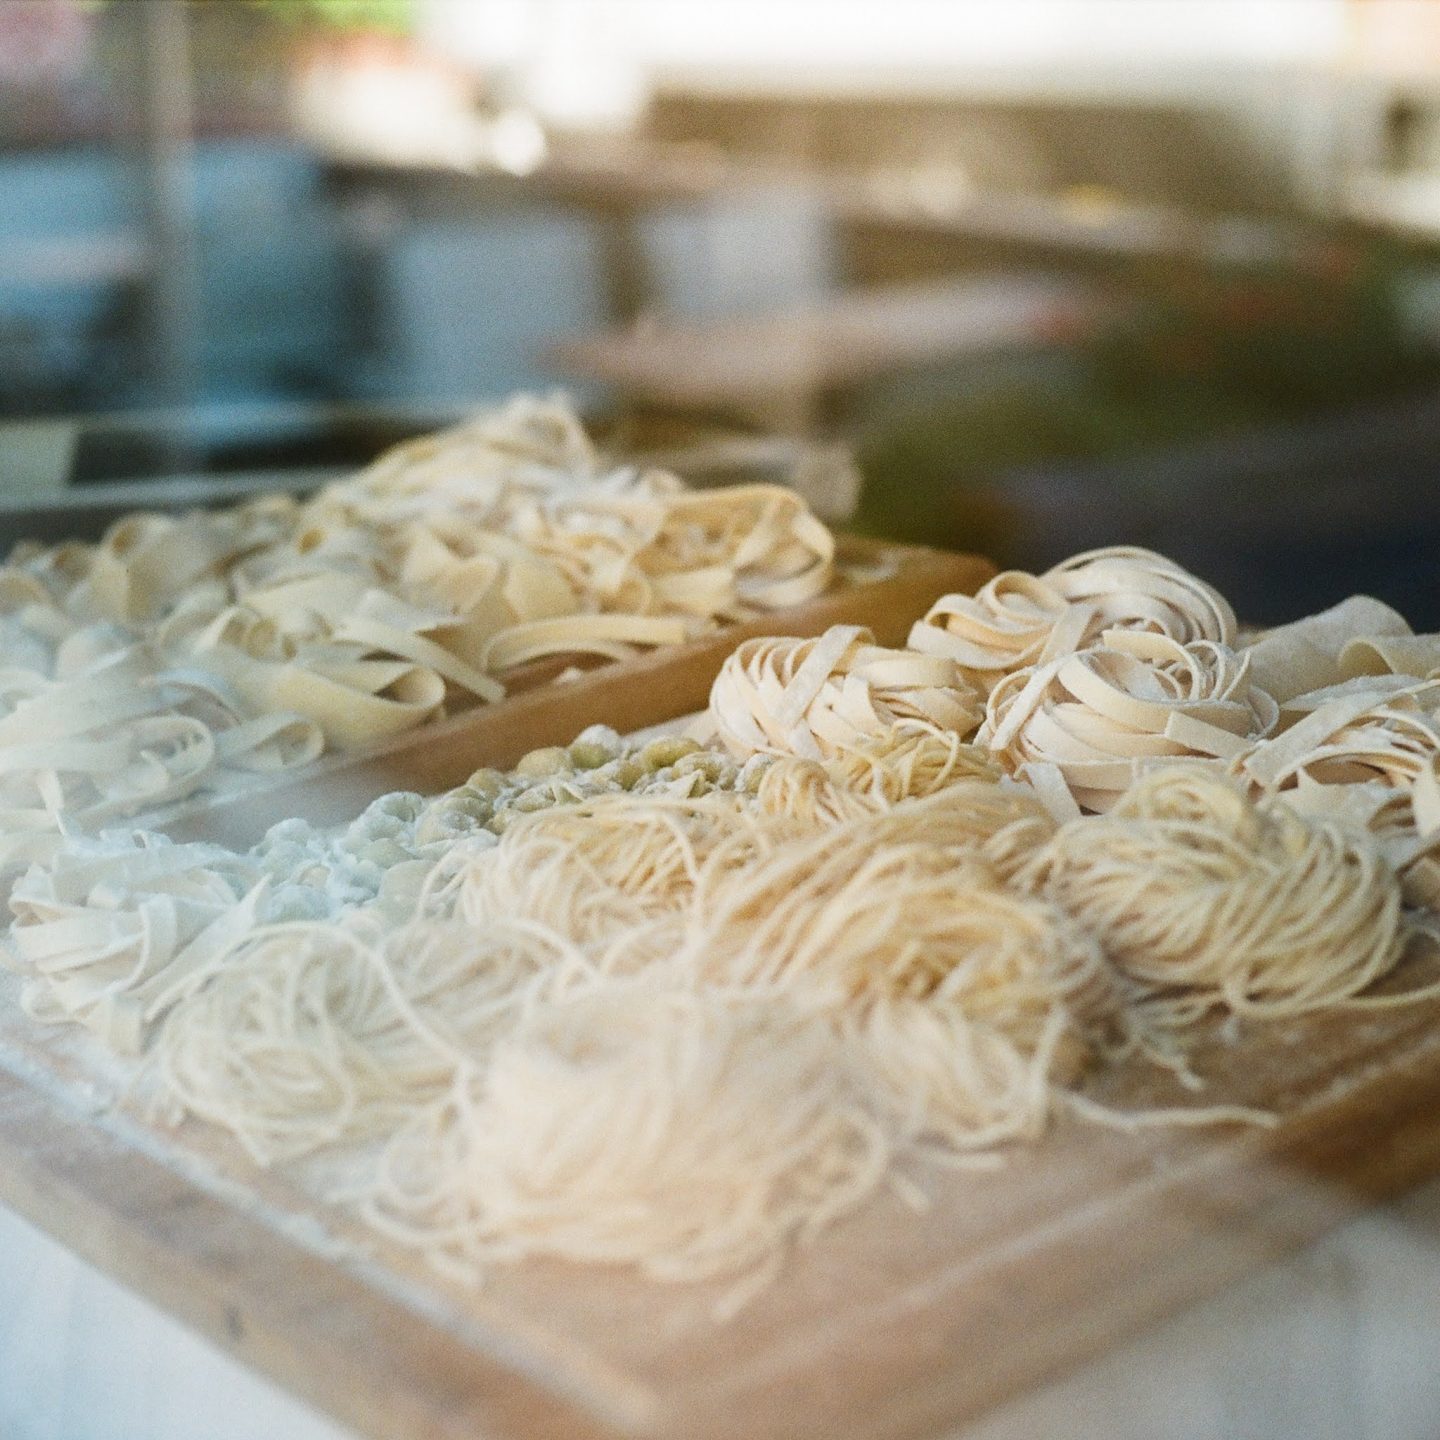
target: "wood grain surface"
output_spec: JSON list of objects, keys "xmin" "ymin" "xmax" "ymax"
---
[{"xmin": 3, "ymin": 961, "xmax": 1440, "ymax": 1440}]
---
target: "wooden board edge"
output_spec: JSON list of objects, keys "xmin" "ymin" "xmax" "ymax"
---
[
  {"xmin": 662, "ymin": 1021, "xmax": 1440, "ymax": 1440},
  {"xmin": 0, "ymin": 1060, "xmax": 654, "ymax": 1440},
  {"xmin": 3, "ymin": 961, "xmax": 1440, "ymax": 1440},
  {"xmin": 10, "ymin": 1014, "xmax": 1437, "ymax": 1440}
]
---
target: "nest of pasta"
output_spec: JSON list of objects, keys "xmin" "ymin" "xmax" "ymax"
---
[{"xmin": 9, "ymin": 533, "xmax": 1440, "ymax": 1315}]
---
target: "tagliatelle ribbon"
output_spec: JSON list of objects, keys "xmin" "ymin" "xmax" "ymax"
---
[
  {"xmin": 0, "ymin": 395, "xmax": 839, "ymax": 833},
  {"xmin": 1240, "ymin": 595, "xmax": 1413, "ymax": 703},
  {"xmin": 1238, "ymin": 678, "xmax": 1440, "ymax": 896},
  {"xmin": 705, "ymin": 625, "xmax": 983, "ymax": 762},
  {"xmin": 909, "ymin": 547, "xmax": 1235, "ymax": 693},
  {"xmin": 483, "ymin": 614, "xmax": 695, "ymax": 672},
  {"xmin": 7, "ymin": 835, "xmax": 267, "ymax": 1052},
  {"xmin": 981, "ymin": 630, "xmax": 1277, "ymax": 812},
  {"xmin": 197, "ymin": 644, "xmax": 448, "ymax": 751}
]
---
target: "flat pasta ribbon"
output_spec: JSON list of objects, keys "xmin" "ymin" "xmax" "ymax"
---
[
  {"xmin": 706, "ymin": 625, "xmax": 983, "ymax": 762},
  {"xmin": 982, "ymin": 630, "xmax": 1277, "ymax": 813},
  {"xmin": 7, "ymin": 834, "xmax": 266, "ymax": 1052},
  {"xmin": 1241, "ymin": 595, "xmax": 1412, "ymax": 703},
  {"xmin": 0, "ymin": 395, "xmax": 838, "ymax": 817},
  {"xmin": 1239, "ymin": 678, "xmax": 1440, "ymax": 901},
  {"xmin": 909, "ymin": 546, "xmax": 1235, "ymax": 693}
]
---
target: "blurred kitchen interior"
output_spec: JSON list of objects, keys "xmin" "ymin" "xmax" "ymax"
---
[{"xmin": 6, "ymin": 0, "xmax": 1440, "ymax": 622}]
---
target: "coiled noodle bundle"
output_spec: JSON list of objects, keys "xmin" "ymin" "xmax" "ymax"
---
[
  {"xmin": 908, "ymin": 546, "xmax": 1235, "ymax": 692},
  {"xmin": 1016, "ymin": 770, "xmax": 1408, "ymax": 1019},
  {"xmin": 982, "ymin": 631, "xmax": 1278, "ymax": 813}
]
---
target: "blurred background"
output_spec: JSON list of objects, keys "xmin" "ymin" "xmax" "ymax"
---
[{"xmin": 6, "ymin": 0, "xmax": 1440, "ymax": 622}]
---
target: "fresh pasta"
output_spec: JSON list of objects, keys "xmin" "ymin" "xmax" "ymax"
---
[
  {"xmin": 9, "ymin": 534, "xmax": 1440, "ymax": 1312},
  {"xmin": 1239, "ymin": 678, "xmax": 1440, "ymax": 903},
  {"xmin": 981, "ymin": 631, "xmax": 1277, "ymax": 812},
  {"xmin": 908, "ymin": 546, "xmax": 1235, "ymax": 692},
  {"xmin": 7, "ymin": 833, "xmax": 267, "ymax": 1053},
  {"xmin": 143, "ymin": 766, "xmax": 1123, "ymax": 1297},
  {"xmin": 358, "ymin": 990, "xmax": 890, "ymax": 1305},
  {"xmin": 0, "ymin": 394, "xmax": 836, "ymax": 850},
  {"xmin": 705, "ymin": 624, "xmax": 982, "ymax": 761},
  {"xmin": 1015, "ymin": 769, "xmax": 1410, "ymax": 1020}
]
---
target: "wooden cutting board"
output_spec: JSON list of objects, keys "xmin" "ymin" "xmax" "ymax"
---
[
  {"xmin": 7, "ymin": 538, "xmax": 1440, "ymax": 1440},
  {"xmin": 2, "ymin": 957, "xmax": 1440, "ymax": 1440},
  {"xmin": 152, "ymin": 537, "xmax": 991, "ymax": 849}
]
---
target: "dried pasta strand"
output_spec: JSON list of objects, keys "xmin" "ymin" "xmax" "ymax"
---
[
  {"xmin": 144, "ymin": 760, "xmax": 1143, "ymax": 1300},
  {"xmin": 357, "ymin": 988, "xmax": 891, "ymax": 1297},
  {"xmin": 1015, "ymin": 769, "xmax": 1410, "ymax": 1020}
]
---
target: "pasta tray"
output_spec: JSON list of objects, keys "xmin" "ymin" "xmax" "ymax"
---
[{"xmin": 150, "ymin": 536, "xmax": 988, "ymax": 848}]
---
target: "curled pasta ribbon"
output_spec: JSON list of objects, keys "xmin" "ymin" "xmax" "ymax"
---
[
  {"xmin": 83, "ymin": 500, "xmax": 297, "ymax": 629},
  {"xmin": 333, "ymin": 394, "xmax": 605, "ymax": 527},
  {"xmin": 1240, "ymin": 595, "xmax": 1412, "ymax": 703},
  {"xmin": 706, "ymin": 625, "xmax": 983, "ymax": 762},
  {"xmin": 0, "ymin": 395, "xmax": 838, "ymax": 799},
  {"xmin": 1239, "ymin": 679, "xmax": 1440, "ymax": 900},
  {"xmin": 480, "ymin": 482, "xmax": 835, "ymax": 664},
  {"xmin": 909, "ymin": 546, "xmax": 1235, "ymax": 692},
  {"xmin": 1340, "ymin": 633, "xmax": 1440, "ymax": 683},
  {"xmin": 908, "ymin": 572, "xmax": 1069, "ymax": 684},
  {"xmin": 481, "ymin": 613, "xmax": 693, "ymax": 672},
  {"xmin": 627, "ymin": 484, "xmax": 835, "ymax": 614},
  {"xmin": 982, "ymin": 630, "xmax": 1278, "ymax": 813},
  {"xmin": 1015, "ymin": 769, "xmax": 1408, "ymax": 1021},
  {"xmin": 7, "ymin": 835, "xmax": 266, "ymax": 1053},
  {"xmin": 1044, "ymin": 546, "xmax": 1236, "ymax": 644},
  {"xmin": 0, "ymin": 574, "xmax": 328, "ymax": 842},
  {"xmin": 0, "ymin": 650, "xmax": 228, "ymax": 832}
]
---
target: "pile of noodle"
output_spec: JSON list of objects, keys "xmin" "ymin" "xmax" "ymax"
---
[
  {"xmin": 149, "ymin": 768, "xmax": 1128, "ymax": 1299},
  {"xmin": 980, "ymin": 630, "xmax": 1278, "ymax": 815},
  {"xmin": 11, "ymin": 540, "xmax": 1440, "ymax": 1310},
  {"xmin": 0, "ymin": 393, "xmax": 836, "ymax": 853},
  {"xmin": 1014, "ymin": 769, "xmax": 1410, "ymax": 1021},
  {"xmin": 908, "ymin": 545, "xmax": 1235, "ymax": 694},
  {"xmin": 705, "ymin": 625, "xmax": 982, "ymax": 761}
]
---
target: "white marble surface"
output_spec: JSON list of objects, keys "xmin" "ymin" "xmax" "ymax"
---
[{"xmin": 4, "ymin": 1177, "xmax": 1440, "ymax": 1440}]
